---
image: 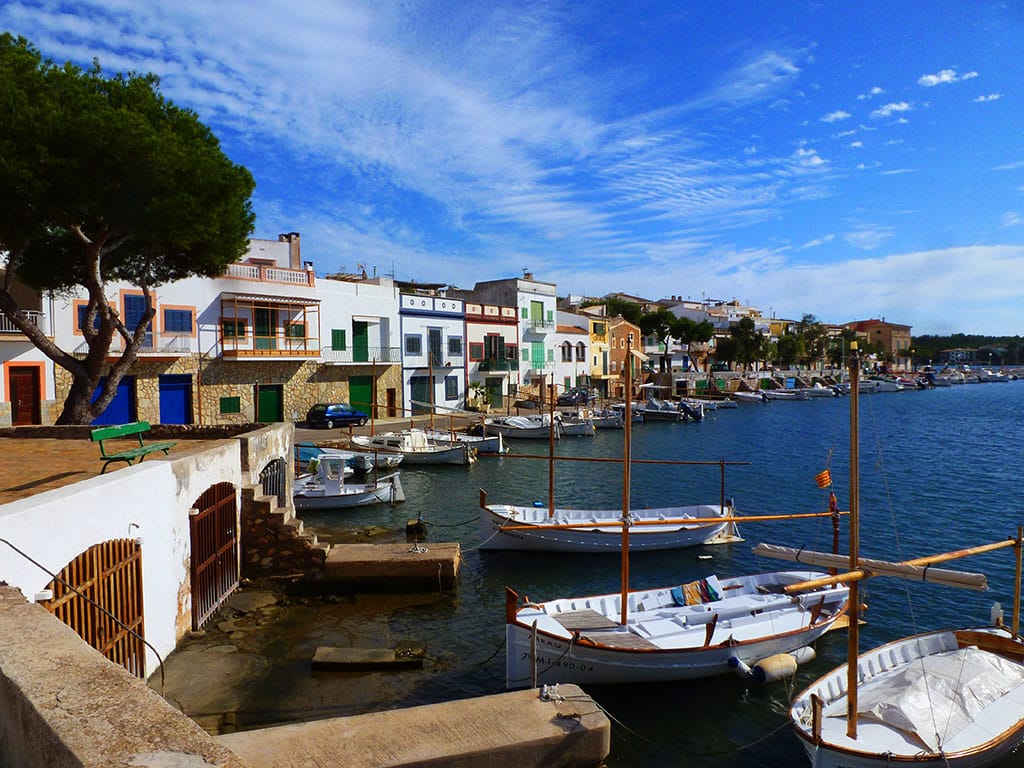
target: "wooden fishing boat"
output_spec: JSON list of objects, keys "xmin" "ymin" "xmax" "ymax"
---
[
  {"xmin": 484, "ymin": 414, "xmax": 561, "ymax": 439},
  {"xmin": 758, "ymin": 343, "xmax": 1024, "ymax": 767},
  {"xmin": 479, "ymin": 498, "xmax": 737, "ymax": 552},
  {"xmin": 351, "ymin": 429, "xmax": 475, "ymax": 465},
  {"xmin": 293, "ymin": 454, "xmax": 405, "ymax": 509},
  {"xmin": 505, "ymin": 570, "xmax": 849, "ymax": 686}
]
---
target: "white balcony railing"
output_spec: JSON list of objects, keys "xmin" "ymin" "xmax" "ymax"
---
[
  {"xmin": 0, "ymin": 310, "xmax": 45, "ymax": 334},
  {"xmin": 223, "ymin": 263, "xmax": 314, "ymax": 286}
]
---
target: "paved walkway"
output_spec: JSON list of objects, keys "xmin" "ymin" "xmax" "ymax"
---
[{"xmin": 0, "ymin": 436, "xmax": 220, "ymax": 506}]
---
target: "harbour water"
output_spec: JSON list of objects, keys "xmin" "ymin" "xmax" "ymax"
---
[{"xmin": 282, "ymin": 382, "xmax": 1024, "ymax": 766}]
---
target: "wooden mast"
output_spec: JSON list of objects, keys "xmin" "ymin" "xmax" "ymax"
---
[
  {"xmin": 620, "ymin": 338, "xmax": 633, "ymax": 626},
  {"xmin": 548, "ymin": 373, "xmax": 556, "ymax": 519},
  {"xmin": 847, "ymin": 341, "xmax": 860, "ymax": 739}
]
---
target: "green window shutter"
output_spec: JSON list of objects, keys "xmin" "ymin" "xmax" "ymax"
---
[
  {"xmin": 521, "ymin": 307, "xmax": 528, "ymax": 319},
  {"xmin": 332, "ymin": 329, "xmax": 347, "ymax": 350},
  {"xmin": 220, "ymin": 396, "xmax": 241, "ymax": 414},
  {"xmin": 546, "ymin": 310, "xmax": 553, "ymax": 323},
  {"xmin": 522, "ymin": 348, "xmax": 529, "ymax": 362},
  {"xmin": 547, "ymin": 348, "xmax": 554, "ymax": 362}
]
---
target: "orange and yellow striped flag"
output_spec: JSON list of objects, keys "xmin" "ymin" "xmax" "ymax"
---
[{"xmin": 815, "ymin": 469, "xmax": 832, "ymax": 488}]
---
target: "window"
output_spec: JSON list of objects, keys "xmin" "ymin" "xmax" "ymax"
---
[
  {"xmin": 506, "ymin": 344, "xmax": 517, "ymax": 360},
  {"xmin": 521, "ymin": 306, "xmax": 528, "ymax": 319},
  {"xmin": 448, "ymin": 336, "xmax": 463, "ymax": 356},
  {"xmin": 593, "ymin": 322, "xmax": 605, "ymax": 336},
  {"xmin": 221, "ymin": 319, "xmax": 246, "ymax": 338},
  {"xmin": 576, "ymin": 342, "xmax": 586, "ymax": 361},
  {"xmin": 163, "ymin": 308, "xmax": 193, "ymax": 334},
  {"xmin": 220, "ymin": 396, "xmax": 241, "ymax": 414},
  {"xmin": 561, "ymin": 342, "xmax": 572, "ymax": 362},
  {"xmin": 76, "ymin": 303, "xmax": 103, "ymax": 332},
  {"xmin": 444, "ymin": 376, "xmax": 459, "ymax": 400},
  {"xmin": 332, "ymin": 329, "xmax": 347, "ymax": 351},
  {"xmin": 287, "ymin": 322, "xmax": 306, "ymax": 338},
  {"xmin": 469, "ymin": 342, "xmax": 484, "ymax": 361},
  {"xmin": 547, "ymin": 348, "xmax": 554, "ymax": 362},
  {"xmin": 405, "ymin": 334, "xmax": 422, "ymax": 355},
  {"xmin": 546, "ymin": 309, "xmax": 554, "ymax": 323},
  {"xmin": 522, "ymin": 348, "xmax": 529, "ymax": 362},
  {"xmin": 428, "ymin": 329, "xmax": 443, "ymax": 362}
]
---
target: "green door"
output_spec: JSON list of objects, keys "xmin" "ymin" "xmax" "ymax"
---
[
  {"xmin": 256, "ymin": 384, "xmax": 282, "ymax": 422},
  {"xmin": 485, "ymin": 377, "xmax": 503, "ymax": 408},
  {"xmin": 254, "ymin": 307, "xmax": 276, "ymax": 350},
  {"xmin": 530, "ymin": 301, "xmax": 543, "ymax": 325},
  {"xmin": 349, "ymin": 375, "xmax": 373, "ymax": 416},
  {"xmin": 531, "ymin": 341, "xmax": 545, "ymax": 369},
  {"xmin": 410, "ymin": 375, "xmax": 431, "ymax": 415},
  {"xmin": 353, "ymin": 321, "xmax": 369, "ymax": 362}
]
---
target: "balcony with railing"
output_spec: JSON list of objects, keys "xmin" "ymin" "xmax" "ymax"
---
[
  {"xmin": 477, "ymin": 358, "xmax": 519, "ymax": 372},
  {"xmin": 223, "ymin": 263, "xmax": 315, "ymax": 287},
  {"xmin": 219, "ymin": 330, "xmax": 320, "ymax": 359},
  {"xmin": 74, "ymin": 333, "xmax": 194, "ymax": 359},
  {"xmin": 0, "ymin": 310, "xmax": 46, "ymax": 336},
  {"xmin": 320, "ymin": 346, "xmax": 401, "ymax": 365},
  {"xmin": 524, "ymin": 318, "xmax": 555, "ymax": 331}
]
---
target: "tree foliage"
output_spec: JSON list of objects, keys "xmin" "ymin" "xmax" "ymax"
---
[{"xmin": 0, "ymin": 34, "xmax": 255, "ymax": 423}]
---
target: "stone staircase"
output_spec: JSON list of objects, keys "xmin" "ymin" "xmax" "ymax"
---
[{"xmin": 240, "ymin": 485, "xmax": 330, "ymax": 577}]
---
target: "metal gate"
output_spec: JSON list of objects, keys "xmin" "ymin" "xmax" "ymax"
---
[
  {"xmin": 189, "ymin": 482, "xmax": 239, "ymax": 630},
  {"xmin": 42, "ymin": 538, "xmax": 146, "ymax": 678},
  {"xmin": 259, "ymin": 457, "xmax": 287, "ymax": 508}
]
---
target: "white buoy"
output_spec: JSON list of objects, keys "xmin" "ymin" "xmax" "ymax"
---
[{"xmin": 727, "ymin": 655, "xmax": 752, "ymax": 678}]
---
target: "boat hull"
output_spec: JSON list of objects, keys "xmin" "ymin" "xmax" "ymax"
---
[
  {"xmin": 479, "ymin": 503, "xmax": 733, "ymax": 552},
  {"xmin": 506, "ymin": 572, "xmax": 848, "ymax": 687},
  {"xmin": 790, "ymin": 628, "xmax": 1024, "ymax": 767},
  {"xmin": 293, "ymin": 472, "xmax": 404, "ymax": 509}
]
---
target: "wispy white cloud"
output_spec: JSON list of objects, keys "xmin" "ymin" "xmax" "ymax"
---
[
  {"xmin": 880, "ymin": 168, "xmax": 915, "ymax": 176},
  {"xmin": 843, "ymin": 224, "xmax": 894, "ymax": 250},
  {"xmin": 857, "ymin": 86, "xmax": 884, "ymax": 100},
  {"xmin": 993, "ymin": 161, "xmax": 1024, "ymax": 171},
  {"xmin": 973, "ymin": 93, "xmax": 1002, "ymax": 103},
  {"xmin": 917, "ymin": 68, "xmax": 978, "ymax": 87},
  {"xmin": 849, "ymin": 141, "xmax": 863, "ymax": 148},
  {"xmin": 1002, "ymin": 212, "xmax": 1024, "ymax": 228},
  {"xmin": 821, "ymin": 109, "xmax": 851, "ymax": 123},
  {"xmin": 871, "ymin": 101, "xmax": 912, "ymax": 118},
  {"xmin": 798, "ymin": 234, "xmax": 835, "ymax": 249}
]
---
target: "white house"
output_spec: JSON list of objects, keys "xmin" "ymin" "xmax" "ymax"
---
[
  {"xmin": 398, "ymin": 291, "xmax": 466, "ymax": 415},
  {"xmin": 464, "ymin": 301, "xmax": 519, "ymax": 409}
]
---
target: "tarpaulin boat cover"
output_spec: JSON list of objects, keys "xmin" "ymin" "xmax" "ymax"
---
[{"xmin": 827, "ymin": 647, "xmax": 1024, "ymax": 751}]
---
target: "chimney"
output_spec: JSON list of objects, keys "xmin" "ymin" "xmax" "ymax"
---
[
  {"xmin": 523, "ymin": 272, "xmax": 534, "ymax": 280},
  {"xmin": 279, "ymin": 232, "xmax": 301, "ymax": 269}
]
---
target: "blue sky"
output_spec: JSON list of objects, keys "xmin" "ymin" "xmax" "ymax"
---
[{"xmin": 4, "ymin": 1, "xmax": 1023, "ymax": 335}]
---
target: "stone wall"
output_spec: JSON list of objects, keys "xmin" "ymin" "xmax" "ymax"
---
[
  {"xmin": 240, "ymin": 486, "xmax": 328, "ymax": 577},
  {"xmin": 49, "ymin": 356, "xmax": 405, "ymax": 426}
]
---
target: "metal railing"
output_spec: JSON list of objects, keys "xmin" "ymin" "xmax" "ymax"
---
[
  {"xmin": 0, "ymin": 310, "xmax": 45, "ymax": 334},
  {"xmin": 478, "ymin": 358, "xmax": 519, "ymax": 372},
  {"xmin": 320, "ymin": 346, "xmax": 402, "ymax": 364},
  {"xmin": 73, "ymin": 334, "xmax": 194, "ymax": 358}
]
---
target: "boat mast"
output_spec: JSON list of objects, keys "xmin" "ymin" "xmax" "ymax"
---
[
  {"xmin": 847, "ymin": 341, "xmax": 861, "ymax": 739},
  {"xmin": 548, "ymin": 373, "xmax": 556, "ymax": 519},
  {"xmin": 620, "ymin": 338, "xmax": 633, "ymax": 626}
]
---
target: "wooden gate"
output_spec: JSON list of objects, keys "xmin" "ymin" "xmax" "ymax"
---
[
  {"xmin": 42, "ymin": 539, "xmax": 146, "ymax": 678},
  {"xmin": 190, "ymin": 482, "xmax": 239, "ymax": 629}
]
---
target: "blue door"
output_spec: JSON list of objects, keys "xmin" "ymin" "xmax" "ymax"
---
[
  {"xmin": 159, "ymin": 374, "xmax": 193, "ymax": 424},
  {"xmin": 91, "ymin": 376, "xmax": 136, "ymax": 425}
]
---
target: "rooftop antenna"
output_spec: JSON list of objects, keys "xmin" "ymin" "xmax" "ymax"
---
[{"xmin": 522, "ymin": 266, "xmax": 529, "ymax": 276}]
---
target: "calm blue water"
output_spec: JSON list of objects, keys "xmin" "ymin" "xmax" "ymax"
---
[{"xmin": 297, "ymin": 382, "xmax": 1024, "ymax": 766}]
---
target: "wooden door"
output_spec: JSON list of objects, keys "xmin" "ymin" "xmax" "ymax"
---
[{"xmin": 9, "ymin": 366, "xmax": 41, "ymax": 425}]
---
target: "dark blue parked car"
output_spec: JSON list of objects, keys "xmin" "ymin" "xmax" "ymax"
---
[{"xmin": 305, "ymin": 402, "xmax": 368, "ymax": 428}]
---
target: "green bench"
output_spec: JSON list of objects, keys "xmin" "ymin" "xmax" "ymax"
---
[{"xmin": 90, "ymin": 421, "xmax": 177, "ymax": 474}]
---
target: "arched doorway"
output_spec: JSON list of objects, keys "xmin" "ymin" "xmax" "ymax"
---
[
  {"xmin": 189, "ymin": 482, "xmax": 239, "ymax": 630},
  {"xmin": 41, "ymin": 539, "xmax": 146, "ymax": 677}
]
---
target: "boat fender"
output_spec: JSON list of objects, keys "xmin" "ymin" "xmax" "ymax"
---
[
  {"xmin": 533, "ymin": 501, "xmax": 545, "ymax": 508},
  {"xmin": 727, "ymin": 656, "xmax": 752, "ymax": 678},
  {"xmin": 751, "ymin": 647, "xmax": 816, "ymax": 682}
]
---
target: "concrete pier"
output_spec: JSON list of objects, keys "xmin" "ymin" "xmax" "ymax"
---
[
  {"xmin": 321, "ymin": 541, "xmax": 461, "ymax": 592},
  {"xmin": 218, "ymin": 684, "xmax": 610, "ymax": 768}
]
